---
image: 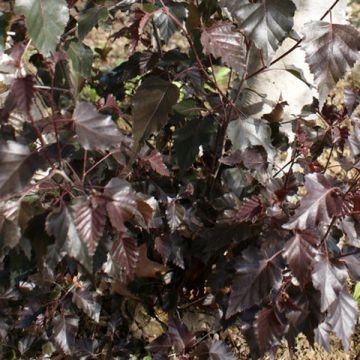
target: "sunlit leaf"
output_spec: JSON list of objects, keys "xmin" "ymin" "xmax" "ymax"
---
[
  {"xmin": 15, "ymin": 0, "xmax": 69, "ymax": 55},
  {"xmin": 72, "ymin": 289, "xmax": 101, "ymax": 322},
  {"xmin": 201, "ymin": 22, "xmax": 246, "ymax": 75},
  {"xmin": 302, "ymin": 21, "xmax": 360, "ymax": 107},
  {"xmin": 221, "ymin": 0, "xmax": 296, "ymax": 63},
  {"xmin": 52, "ymin": 315, "xmax": 78, "ymax": 355}
]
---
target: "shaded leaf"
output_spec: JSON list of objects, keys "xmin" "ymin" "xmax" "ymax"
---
[
  {"xmin": 111, "ymin": 236, "xmax": 138, "ymax": 279},
  {"xmin": 74, "ymin": 196, "xmax": 106, "ymax": 256},
  {"xmin": 78, "ymin": 6, "xmax": 108, "ymax": 40},
  {"xmin": 132, "ymin": 76, "xmax": 179, "ymax": 147},
  {"xmin": 10, "ymin": 75, "xmax": 35, "ymax": 113},
  {"xmin": 15, "ymin": 0, "xmax": 69, "ymax": 55},
  {"xmin": 283, "ymin": 231, "xmax": 319, "ymax": 287},
  {"xmin": 52, "ymin": 315, "xmax": 78, "ymax": 355},
  {"xmin": 311, "ymin": 256, "xmax": 347, "ymax": 312},
  {"xmin": 221, "ymin": 0, "xmax": 296, "ymax": 63},
  {"xmin": 236, "ymin": 196, "xmax": 263, "ymax": 223},
  {"xmin": 208, "ymin": 340, "xmax": 237, "ymax": 360},
  {"xmin": 327, "ymin": 289, "xmax": 358, "ymax": 350},
  {"xmin": 174, "ymin": 117, "xmax": 216, "ymax": 171},
  {"xmin": 227, "ymin": 117, "xmax": 275, "ymax": 160},
  {"xmin": 283, "ymin": 173, "xmax": 348, "ymax": 230},
  {"xmin": 302, "ymin": 21, "xmax": 360, "ymax": 107},
  {"xmin": 154, "ymin": 234, "xmax": 185, "ymax": 269},
  {"xmin": 167, "ymin": 318, "xmax": 195, "ymax": 352},
  {"xmin": 66, "ymin": 41, "xmax": 93, "ymax": 78},
  {"xmin": 73, "ymin": 101, "xmax": 125, "ymax": 151},
  {"xmin": 0, "ymin": 141, "xmax": 45, "ymax": 197},
  {"xmin": 256, "ymin": 307, "xmax": 285, "ymax": 354},
  {"xmin": 72, "ymin": 289, "xmax": 101, "ymax": 322},
  {"xmin": 201, "ymin": 22, "xmax": 246, "ymax": 75},
  {"xmin": 226, "ymin": 248, "xmax": 282, "ymax": 318},
  {"xmin": 166, "ymin": 198, "xmax": 185, "ymax": 232},
  {"xmin": 153, "ymin": 4, "xmax": 188, "ymax": 43}
]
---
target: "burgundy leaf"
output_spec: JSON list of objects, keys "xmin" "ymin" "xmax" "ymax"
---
[
  {"xmin": 142, "ymin": 149, "xmax": 170, "ymax": 176},
  {"xmin": 72, "ymin": 288, "xmax": 101, "ymax": 322},
  {"xmin": 201, "ymin": 22, "xmax": 246, "ymax": 75},
  {"xmin": 302, "ymin": 21, "xmax": 360, "ymax": 107},
  {"xmin": 105, "ymin": 178, "xmax": 152, "ymax": 233},
  {"xmin": 154, "ymin": 234, "xmax": 185, "ymax": 269},
  {"xmin": 219, "ymin": 150, "xmax": 243, "ymax": 166},
  {"xmin": 241, "ymin": 146, "xmax": 268, "ymax": 171},
  {"xmin": 111, "ymin": 236, "xmax": 139, "ymax": 279},
  {"xmin": 74, "ymin": 196, "xmax": 106, "ymax": 256},
  {"xmin": 344, "ymin": 87, "xmax": 360, "ymax": 116},
  {"xmin": 10, "ymin": 75, "xmax": 35, "ymax": 113},
  {"xmin": 235, "ymin": 196, "xmax": 263, "ymax": 223},
  {"xmin": 327, "ymin": 289, "xmax": 358, "ymax": 351},
  {"xmin": 167, "ymin": 318, "xmax": 195, "ymax": 352},
  {"xmin": 283, "ymin": 173, "xmax": 349, "ymax": 230},
  {"xmin": 256, "ymin": 307, "xmax": 285, "ymax": 355},
  {"xmin": 73, "ymin": 101, "xmax": 126, "ymax": 151},
  {"xmin": 208, "ymin": 340, "xmax": 237, "ymax": 360},
  {"xmin": 226, "ymin": 248, "xmax": 282, "ymax": 318},
  {"xmin": 154, "ymin": 236, "xmax": 172, "ymax": 265},
  {"xmin": 311, "ymin": 256, "xmax": 348, "ymax": 312},
  {"xmin": 283, "ymin": 231, "xmax": 319, "ymax": 287}
]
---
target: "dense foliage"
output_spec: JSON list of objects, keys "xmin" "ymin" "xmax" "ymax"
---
[{"xmin": 0, "ymin": 0, "xmax": 360, "ymax": 358}]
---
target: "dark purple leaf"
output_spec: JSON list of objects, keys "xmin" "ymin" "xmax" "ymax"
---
[
  {"xmin": 311, "ymin": 256, "xmax": 347, "ymax": 312},
  {"xmin": 302, "ymin": 21, "xmax": 360, "ymax": 107},
  {"xmin": 235, "ymin": 196, "xmax": 263, "ymax": 223},
  {"xmin": 221, "ymin": 0, "xmax": 296, "ymax": 64},
  {"xmin": 226, "ymin": 248, "xmax": 282, "ymax": 318},
  {"xmin": 327, "ymin": 289, "xmax": 358, "ymax": 351},
  {"xmin": 111, "ymin": 236, "xmax": 138, "ymax": 279},
  {"xmin": 74, "ymin": 196, "xmax": 106, "ymax": 256},
  {"xmin": 73, "ymin": 101, "xmax": 126, "ymax": 151},
  {"xmin": 72, "ymin": 288, "xmax": 101, "ymax": 322},
  {"xmin": 52, "ymin": 315, "xmax": 79, "ymax": 355},
  {"xmin": 167, "ymin": 318, "xmax": 195, "ymax": 352},
  {"xmin": 256, "ymin": 307, "xmax": 285, "ymax": 354},
  {"xmin": 208, "ymin": 340, "xmax": 237, "ymax": 360},
  {"xmin": 10, "ymin": 75, "xmax": 34, "ymax": 113},
  {"xmin": 0, "ymin": 141, "xmax": 45, "ymax": 197},
  {"xmin": 344, "ymin": 87, "xmax": 360, "ymax": 116},
  {"xmin": 201, "ymin": 22, "xmax": 246, "ymax": 75},
  {"xmin": 283, "ymin": 173, "xmax": 349, "ymax": 230},
  {"xmin": 154, "ymin": 234, "xmax": 185, "ymax": 269},
  {"xmin": 132, "ymin": 76, "xmax": 179, "ymax": 147},
  {"xmin": 283, "ymin": 231, "xmax": 319, "ymax": 287}
]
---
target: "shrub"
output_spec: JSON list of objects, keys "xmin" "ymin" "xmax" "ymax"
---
[{"xmin": 0, "ymin": 0, "xmax": 359, "ymax": 358}]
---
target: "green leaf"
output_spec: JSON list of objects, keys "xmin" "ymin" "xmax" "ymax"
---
[
  {"xmin": 353, "ymin": 282, "xmax": 360, "ymax": 302},
  {"xmin": 174, "ymin": 117, "xmax": 217, "ymax": 171},
  {"xmin": 221, "ymin": 0, "xmax": 296, "ymax": 64},
  {"xmin": 132, "ymin": 76, "xmax": 179, "ymax": 148},
  {"xmin": 78, "ymin": 6, "xmax": 108, "ymax": 40},
  {"xmin": 15, "ymin": 0, "xmax": 69, "ymax": 56},
  {"xmin": 66, "ymin": 40, "xmax": 93, "ymax": 78}
]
